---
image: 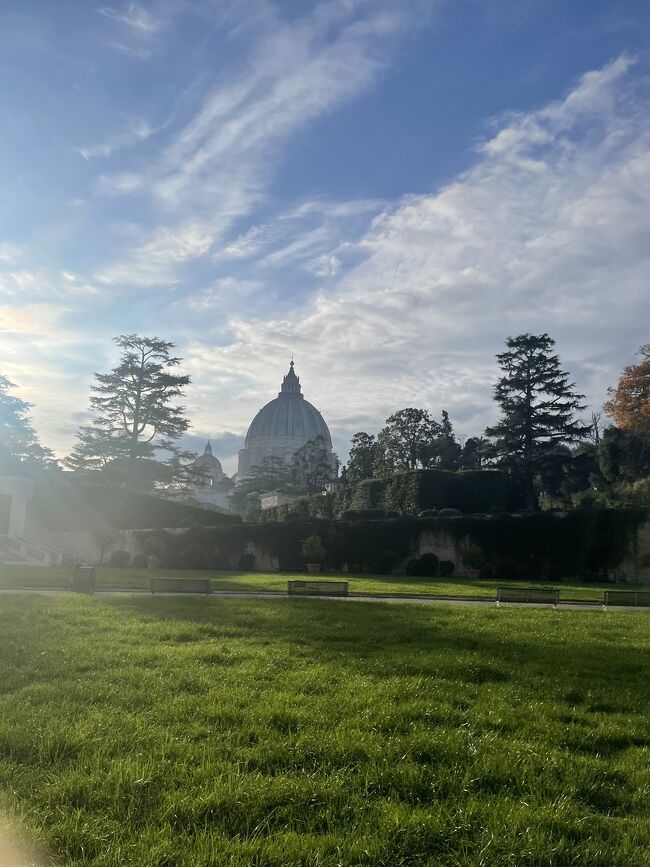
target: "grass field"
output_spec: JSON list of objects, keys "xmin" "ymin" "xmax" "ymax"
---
[
  {"xmin": 0, "ymin": 596, "xmax": 649, "ymax": 865},
  {"xmin": 0, "ymin": 564, "xmax": 644, "ymax": 601}
]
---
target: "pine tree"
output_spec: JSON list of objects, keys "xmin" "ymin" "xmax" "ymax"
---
[
  {"xmin": 486, "ymin": 333, "xmax": 589, "ymax": 510},
  {"xmin": 65, "ymin": 334, "xmax": 196, "ymax": 489},
  {"xmin": 0, "ymin": 375, "xmax": 55, "ymax": 467}
]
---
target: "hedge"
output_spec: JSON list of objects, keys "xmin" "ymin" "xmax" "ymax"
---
[
  {"xmin": 139, "ymin": 508, "xmax": 646, "ymax": 580},
  {"xmin": 263, "ymin": 469, "xmax": 521, "ymax": 522}
]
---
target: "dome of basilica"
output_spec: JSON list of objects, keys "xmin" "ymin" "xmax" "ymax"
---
[
  {"xmin": 244, "ymin": 362, "xmax": 332, "ymax": 447},
  {"xmin": 237, "ymin": 362, "xmax": 337, "ymax": 480}
]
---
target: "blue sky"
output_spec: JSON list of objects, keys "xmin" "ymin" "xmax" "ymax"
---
[{"xmin": 1, "ymin": 0, "xmax": 650, "ymax": 472}]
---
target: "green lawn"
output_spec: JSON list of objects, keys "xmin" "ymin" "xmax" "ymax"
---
[
  {"xmin": 0, "ymin": 564, "xmax": 644, "ymax": 601},
  {"xmin": 0, "ymin": 596, "xmax": 649, "ymax": 865}
]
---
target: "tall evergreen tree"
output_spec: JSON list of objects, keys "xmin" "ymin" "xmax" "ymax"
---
[
  {"xmin": 486, "ymin": 333, "xmax": 589, "ymax": 510},
  {"xmin": 0, "ymin": 375, "xmax": 55, "ymax": 467},
  {"xmin": 65, "ymin": 335, "xmax": 196, "ymax": 489},
  {"xmin": 346, "ymin": 432, "xmax": 377, "ymax": 485}
]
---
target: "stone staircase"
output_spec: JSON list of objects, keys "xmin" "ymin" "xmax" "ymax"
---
[{"xmin": 0, "ymin": 535, "xmax": 63, "ymax": 566}]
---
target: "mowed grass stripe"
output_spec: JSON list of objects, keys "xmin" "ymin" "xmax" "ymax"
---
[{"xmin": 0, "ymin": 596, "xmax": 649, "ymax": 866}]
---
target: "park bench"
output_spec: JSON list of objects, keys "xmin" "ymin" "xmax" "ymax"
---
[
  {"xmin": 150, "ymin": 577, "xmax": 212, "ymax": 595},
  {"xmin": 603, "ymin": 590, "xmax": 650, "ymax": 608},
  {"xmin": 497, "ymin": 586, "xmax": 559, "ymax": 605},
  {"xmin": 288, "ymin": 580, "xmax": 349, "ymax": 597},
  {"xmin": 71, "ymin": 565, "xmax": 95, "ymax": 594}
]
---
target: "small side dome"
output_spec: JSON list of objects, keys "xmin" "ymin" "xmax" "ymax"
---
[{"xmin": 194, "ymin": 441, "xmax": 224, "ymax": 476}]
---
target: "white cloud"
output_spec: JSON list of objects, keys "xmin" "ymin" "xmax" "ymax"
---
[
  {"xmin": 93, "ymin": 0, "xmax": 432, "ymax": 286},
  {"xmin": 76, "ymin": 118, "xmax": 154, "ymax": 160},
  {"xmin": 181, "ymin": 58, "xmax": 650, "ymax": 455},
  {"xmin": 0, "ymin": 242, "xmax": 23, "ymax": 263},
  {"xmin": 99, "ymin": 3, "xmax": 161, "ymax": 34}
]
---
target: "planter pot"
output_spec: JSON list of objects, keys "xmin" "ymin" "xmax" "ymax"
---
[{"xmin": 306, "ymin": 563, "xmax": 322, "ymax": 574}]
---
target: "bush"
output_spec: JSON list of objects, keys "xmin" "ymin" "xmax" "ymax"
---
[
  {"xmin": 131, "ymin": 552, "xmax": 147, "ymax": 568},
  {"xmin": 419, "ymin": 509, "xmax": 439, "ymax": 518},
  {"xmin": 385, "ymin": 511, "xmax": 401, "ymax": 519},
  {"xmin": 406, "ymin": 558, "xmax": 421, "ymax": 576},
  {"xmin": 109, "ymin": 550, "xmax": 130, "ymax": 568},
  {"xmin": 340, "ymin": 510, "xmax": 359, "ymax": 520},
  {"xmin": 406, "ymin": 552, "xmax": 439, "ymax": 577},
  {"xmin": 439, "ymin": 508, "xmax": 463, "ymax": 517},
  {"xmin": 377, "ymin": 549, "xmax": 400, "ymax": 573},
  {"xmin": 438, "ymin": 559, "xmax": 455, "ymax": 577},
  {"xmin": 355, "ymin": 509, "xmax": 386, "ymax": 520},
  {"xmin": 237, "ymin": 551, "xmax": 257, "ymax": 571}
]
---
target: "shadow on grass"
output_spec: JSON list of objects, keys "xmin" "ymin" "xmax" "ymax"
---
[{"xmin": 101, "ymin": 595, "xmax": 650, "ymax": 699}]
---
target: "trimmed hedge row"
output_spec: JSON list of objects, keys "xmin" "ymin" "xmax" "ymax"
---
[
  {"xmin": 138, "ymin": 508, "xmax": 646, "ymax": 580},
  {"xmin": 263, "ymin": 469, "xmax": 521, "ymax": 522}
]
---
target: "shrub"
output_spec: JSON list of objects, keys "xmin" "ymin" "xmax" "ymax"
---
[
  {"xmin": 109, "ymin": 550, "xmax": 130, "ymax": 568},
  {"xmin": 406, "ymin": 558, "xmax": 421, "ymax": 576},
  {"xmin": 131, "ymin": 552, "xmax": 147, "ymax": 568},
  {"xmin": 340, "ymin": 510, "xmax": 359, "ymax": 520},
  {"xmin": 377, "ymin": 549, "xmax": 400, "ymax": 573},
  {"xmin": 406, "ymin": 552, "xmax": 439, "ymax": 577},
  {"xmin": 237, "ymin": 551, "xmax": 257, "ymax": 571},
  {"xmin": 439, "ymin": 508, "xmax": 463, "ymax": 517},
  {"xmin": 355, "ymin": 509, "xmax": 386, "ymax": 520},
  {"xmin": 301, "ymin": 535, "xmax": 326, "ymax": 564},
  {"xmin": 438, "ymin": 559, "xmax": 455, "ymax": 577},
  {"xmin": 385, "ymin": 511, "xmax": 401, "ymax": 519},
  {"xmin": 419, "ymin": 509, "xmax": 438, "ymax": 518},
  {"xmin": 461, "ymin": 540, "xmax": 486, "ymax": 571}
]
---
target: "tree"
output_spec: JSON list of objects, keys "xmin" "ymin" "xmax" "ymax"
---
[
  {"xmin": 346, "ymin": 432, "xmax": 377, "ymax": 485},
  {"xmin": 604, "ymin": 344, "xmax": 650, "ymax": 436},
  {"xmin": 486, "ymin": 333, "xmax": 590, "ymax": 510},
  {"xmin": 375, "ymin": 408, "xmax": 440, "ymax": 473},
  {"xmin": 292, "ymin": 435, "xmax": 333, "ymax": 494},
  {"xmin": 598, "ymin": 426, "xmax": 650, "ymax": 484},
  {"xmin": 0, "ymin": 375, "xmax": 55, "ymax": 467},
  {"xmin": 65, "ymin": 335, "xmax": 196, "ymax": 489},
  {"xmin": 460, "ymin": 436, "xmax": 492, "ymax": 470},
  {"xmin": 420, "ymin": 410, "xmax": 461, "ymax": 470}
]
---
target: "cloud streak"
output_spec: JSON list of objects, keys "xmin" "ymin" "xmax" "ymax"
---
[{"xmin": 182, "ymin": 57, "xmax": 650, "ymax": 464}]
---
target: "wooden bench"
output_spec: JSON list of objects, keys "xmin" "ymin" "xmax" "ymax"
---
[
  {"xmin": 603, "ymin": 590, "xmax": 650, "ymax": 608},
  {"xmin": 497, "ymin": 586, "xmax": 559, "ymax": 605},
  {"xmin": 288, "ymin": 580, "xmax": 349, "ymax": 597},
  {"xmin": 150, "ymin": 577, "xmax": 211, "ymax": 595}
]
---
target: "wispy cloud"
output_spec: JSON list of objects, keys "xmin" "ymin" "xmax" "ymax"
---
[
  {"xmin": 93, "ymin": 1, "xmax": 433, "ymax": 287},
  {"xmin": 99, "ymin": 3, "xmax": 161, "ymax": 34},
  {"xmin": 76, "ymin": 117, "xmax": 154, "ymax": 160},
  {"xmin": 182, "ymin": 57, "xmax": 650, "ymax": 454},
  {"xmin": 0, "ymin": 242, "xmax": 23, "ymax": 263}
]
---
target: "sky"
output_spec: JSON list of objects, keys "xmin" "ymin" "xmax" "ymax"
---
[{"xmin": 1, "ymin": 0, "xmax": 650, "ymax": 473}]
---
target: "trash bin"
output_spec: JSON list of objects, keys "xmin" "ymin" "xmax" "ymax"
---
[{"xmin": 71, "ymin": 564, "xmax": 96, "ymax": 594}]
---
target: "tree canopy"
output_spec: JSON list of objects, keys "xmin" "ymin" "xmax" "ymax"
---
[{"xmin": 604, "ymin": 344, "xmax": 650, "ymax": 436}]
